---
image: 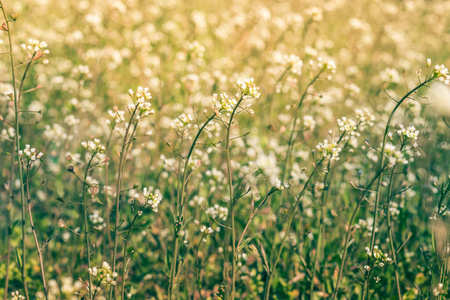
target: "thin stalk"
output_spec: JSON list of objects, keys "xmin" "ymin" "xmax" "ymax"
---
[
  {"xmin": 368, "ymin": 79, "xmax": 431, "ymax": 254},
  {"xmin": 193, "ymin": 233, "xmax": 207, "ymax": 299},
  {"xmin": 0, "ymin": 4, "xmax": 30, "ymax": 297},
  {"xmin": 82, "ymin": 156, "xmax": 95, "ymax": 299},
  {"xmin": 263, "ymin": 159, "xmax": 324, "ymax": 300},
  {"xmin": 236, "ymin": 190, "xmax": 275, "ymax": 252},
  {"xmin": 120, "ymin": 208, "xmax": 143, "ymax": 300},
  {"xmin": 331, "ymin": 164, "xmax": 387, "ymax": 299},
  {"xmin": 265, "ymin": 69, "xmax": 325, "ymax": 296},
  {"xmin": 224, "ymin": 97, "xmax": 244, "ymax": 300},
  {"xmin": 4, "ymin": 134, "xmax": 16, "ymax": 300},
  {"xmin": 310, "ymin": 160, "xmax": 331, "ymax": 297},
  {"xmin": 104, "ymin": 130, "xmax": 115, "ymax": 260},
  {"xmin": 110, "ymin": 107, "xmax": 137, "ymax": 300},
  {"xmin": 169, "ymin": 114, "xmax": 215, "ymax": 300},
  {"xmin": 362, "ymin": 269, "xmax": 373, "ymax": 300},
  {"xmin": 267, "ymin": 68, "xmax": 291, "ymax": 122},
  {"xmin": 363, "ymin": 79, "xmax": 431, "ymax": 300},
  {"xmin": 385, "ymin": 162, "xmax": 402, "ymax": 299},
  {"xmin": 25, "ymin": 169, "xmax": 48, "ymax": 299},
  {"xmin": 282, "ymin": 69, "xmax": 324, "ymax": 182}
]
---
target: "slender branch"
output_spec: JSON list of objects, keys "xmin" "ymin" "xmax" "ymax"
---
[
  {"xmin": 168, "ymin": 114, "xmax": 215, "ymax": 300},
  {"xmin": 263, "ymin": 158, "xmax": 325, "ymax": 300},
  {"xmin": 25, "ymin": 168, "xmax": 48, "ymax": 299},
  {"xmin": 0, "ymin": 3, "xmax": 30, "ymax": 297},
  {"xmin": 331, "ymin": 164, "xmax": 387, "ymax": 299}
]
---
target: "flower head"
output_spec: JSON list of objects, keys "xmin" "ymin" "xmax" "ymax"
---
[
  {"xmin": 433, "ymin": 64, "xmax": 450, "ymax": 84},
  {"xmin": 11, "ymin": 291, "xmax": 25, "ymax": 300},
  {"xmin": 172, "ymin": 113, "xmax": 194, "ymax": 132},
  {"xmin": 212, "ymin": 93, "xmax": 238, "ymax": 115},
  {"xmin": 19, "ymin": 144, "xmax": 43, "ymax": 168},
  {"xmin": 81, "ymin": 139, "xmax": 105, "ymax": 155},
  {"xmin": 397, "ymin": 125, "xmax": 419, "ymax": 142},
  {"xmin": 21, "ymin": 39, "xmax": 49, "ymax": 54},
  {"xmin": 365, "ymin": 246, "xmax": 393, "ymax": 268},
  {"xmin": 237, "ymin": 78, "xmax": 260, "ymax": 98},
  {"xmin": 316, "ymin": 139, "xmax": 341, "ymax": 161},
  {"xmin": 282, "ymin": 54, "xmax": 303, "ymax": 75},
  {"xmin": 127, "ymin": 86, "xmax": 155, "ymax": 119},
  {"xmin": 274, "ymin": 178, "xmax": 289, "ymax": 190},
  {"xmin": 134, "ymin": 187, "xmax": 163, "ymax": 212},
  {"xmin": 89, "ymin": 262, "xmax": 118, "ymax": 286}
]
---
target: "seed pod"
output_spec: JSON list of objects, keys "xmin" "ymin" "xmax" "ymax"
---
[{"xmin": 1, "ymin": 22, "xmax": 8, "ymax": 31}]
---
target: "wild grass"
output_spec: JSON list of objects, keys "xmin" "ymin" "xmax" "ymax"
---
[{"xmin": 0, "ymin": 0, "xmax": 449, "ymax": 299}]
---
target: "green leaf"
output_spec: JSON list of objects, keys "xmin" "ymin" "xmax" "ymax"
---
[
  {"xmin": 237, "ymin": 233, "xmax": 260, "ymax": 254},
  {"xmin": 55, "ymin": 197, "xmax": 67, "ymax": 204}
]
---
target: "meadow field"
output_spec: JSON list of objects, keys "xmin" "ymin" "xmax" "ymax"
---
[{"xmin": 0, "ymin": 0, "xmax": 450, "ymax": 299}]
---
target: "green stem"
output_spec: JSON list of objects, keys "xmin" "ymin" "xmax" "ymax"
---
[
  {"xmin": 169, "ymin": 114, "xmax": 215, "ymax": 300},
  {"xmin": 224, "ymin": 97, "xmax": 244, "ymax": 300},
  {"xmin": 310, "ymin": 160, "xmax": 331, "ymax": 297},
  {"xmin": 110, "ymin": 107, "xmax": 137, "ymax": 300},
  {"xmin": 386, "ymin": 165, "xmax": 402, "ymax": 299},
  {"xmin": 25, "ymin": 168, "xmax": 48, "ymax": 299},
  {"xmin": 236, "ymin": 190, "xmax": 274, "ymax": 252},
  {"xmin": 368, "ymin": 79, "xmax": 431, "ymax": 256},
  {"xmin": 263, "ymin": 159, "xmax": 324, "ymax": 300},
  {"xmin": 4, "ymin": 134, "xmax": 16, "ymax": 300},
  {"xmin": 331, "ymin": 164, "xmax": 387, "ymax": 299},
  {"xmin": 193, "ymin": 233, "xmax": 207, "ymax": 299},
  {"xmin": 83, "ymin": 155, "xmax": 95, "ymax": 299},
  {"xmin": 0, "ymin": 4, "xmax": 31, "ymax": 297},
  {"xmin": 282, "ymin": 69, "xmax": 324, "ymax": 182},
  {"xmin": 121, "ymin": 208, "xmax": 143, "ymax": 300}
]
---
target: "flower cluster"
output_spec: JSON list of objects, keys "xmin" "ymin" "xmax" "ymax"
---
[
  {"xmin": 303, "ymin": 115, "xmax": 316, "ymax": 131},
  {"xmin": 316, "ymin": 139, "xmax": 341, "ymax": 161},
  {"xmin": 200, "ymin": 225, "xmax": 214, "ymax": 242},
  {"xmin": 205, "ymin": 204, "xmax": 228, "ymax": 221},
  {"xmin": 1, "ymin": 127, "xmax": 15, "ymax": 140},
  {"xmin": 19, "ymin": 144, "xmax": 43, "ymax": 168},
  {"xmin": 274, "ymin": 178, "xmax": 289, "ymax": 190},
  {"xmin": 21, "ymin": 39, "xmax": 49, "ymax": 54},
  {"xmin": 171, "ymin": 113, "xmax": 194, "ymax": 132},
  {"xmin": 187, "ymin": 41, "xmax": 205, "ymax": 58},
  {"xmin": 323, "ymin": 60, "xmax": 337, "ymax": 73},
  {"xmin": 142, "ymin": 187, "xmax": 163, "ymax": 212},
  {"xmin": 128, "ymin": 87, "xmax": 155, "ymax": 119},
  {"xmin": 433, "ymin": 283, "xmax": 445, "ymax": 297},
  {"xmin": 10, "ymin": 291, "xmax": 25, "ymax": 300},
  {"xmin": 355, "ymin": 108, "xmax": 375, "ymax": 127},
  {"xmin": 337, "ymin": 117, "xmax": 358, "ymax": 137},
  {"xmin": 306, "ymin": 7, "xmax": 323, "ymax": 22},
  {"xmin": 205, "ymin": 168, "xmax": 225, "ymax": 185},
  {"xmin": 397, "ymin": 125, "xmax": 419, "ymax": 142},
  {"xmin": 355, "ymin": 218, "xmax": 378, "ymax": 237},
  {"xmin": 89, "ymin": 210, "xmax": 106, "ymax": 230},
  {"xmin": 89, "ymin": 262, "xmax": 118, "ymax": 285},
  {"xmin": 282, "ymin": 54, "xmax": 303, "ymax": 75},
  {"xmin": 433, "ymin": 64, "xmax": 450, "ymax": 85},
  {"xmin": 237, "ymin": 78, "xmax": 260, "ymax": 98},
  {"xmin": 308, "ymin": 57, "xmax": 336, "ymax": 77},
  {"xmin": 384, "ymin": 143, "xmax": 408, "ymax": 167},
  {"xmin": 200, "ymin": 225, "xmax": 214, "ymax": 234},
  {"xmin": 189, "ymin": 195, "xmax": 206, "ymax": 207},
  {"xmin": 365, "ymin": 246, "xmax": 393, "ymax": 268},
  {"xmin": 81, "ymin": 139, "xmax": 105, "ymax": 155},
  {"xmin": 107, "ymin": 107, "xmax": 126, "ymax": 128},
  {"xmin": 212, "ymin": 93, "xmax": 237, "ymax": 115}
]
